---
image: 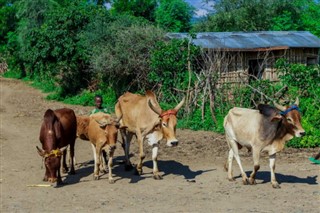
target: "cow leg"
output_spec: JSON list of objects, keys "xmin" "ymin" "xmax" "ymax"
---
[
  {"xmin": 91, "ymin": 143, "xmax": 100, "ymax": 180},
  {"xmin": 269, "ymin": 153, "xmax": 280, "ymax": 188},
  {"xmin": 67, "ymin": 146, "xmax": 77, "ymax": 168},
  {"xmin": 68, "ymin": 142, "xmax": 76, "ymax": 175},
  {"xmin": 120, "ymin": 129, "xmax": 133, "ymax": 171},
  {"xmin": 108, "ymin": 148, "xmax": 115, "ymax": 184},
  {"xmin": 56, "ymin": 167, "xmax": 63, "ymax": 185},
  {"xmin": 227, "ymin": 149, "xmax": 235, "ymax": 181},
  {"xmin": 226, "ymin": 135, "xmax": 248, "ymax": 184},
  {"xmin": 249, "ymin": 148, "xmax": 260, "ymax": 185},
  {"xmin": 135, "ymin": 132, "xmax": 145, "ymax": 176},
  {"xmin": 152, "ymin": 143, "xmax": 162, "ymax": 180},
  {"xmin": 43, "ymin": 165, "xmax": 50, "ymax": 182},
  {"xmin": 99, "ymin": 150, "xmax": 108, "ymax": 174},
  {"xmin": 62, "ymin": 149, "xmax": 68, "ymax": 174}
]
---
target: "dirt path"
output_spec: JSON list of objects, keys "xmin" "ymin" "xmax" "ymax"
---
[{"xmin": 0, "ymin": 77, "xmax": 319, "ymax": 213}]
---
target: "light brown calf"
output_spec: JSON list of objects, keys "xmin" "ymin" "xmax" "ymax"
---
[{"xmin": 76, "ymin": 113, "xmax": 121, "ymax": 183}]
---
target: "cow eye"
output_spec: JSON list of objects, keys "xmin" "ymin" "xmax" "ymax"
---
[
  {"xmin": 162, "ymin": 122, "xmax": 168, "ymax": 127},
  {"xmin": 286, "ymin": 117, "xmax": 293, "ymax": 123}
]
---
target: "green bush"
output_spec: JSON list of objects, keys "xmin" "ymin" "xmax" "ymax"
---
[{"xmin": 277, "ymin": 61, "xmax": 320, "ymax": 148}]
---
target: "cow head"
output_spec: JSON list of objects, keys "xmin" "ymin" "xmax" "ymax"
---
[
  {"xmin": 94, "ymin": 114, "xmax": 123, "ymax": 151},
  {"xmin": 148, "ymin": 97, "xmax": 185, "ymax": 147},
  {"xmin": 273, "ymin": 98, "xmax": 305, "ymax": 137},
  {"xmin": 36, "ymin": 146, "xmax": 68, "ymax": 183}
]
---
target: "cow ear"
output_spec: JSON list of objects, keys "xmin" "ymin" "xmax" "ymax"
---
[
  {"xmin": 95, "ymin": 118, "xmax": 110, "ymax": 128},
  {"xmin": 270, "ymin": 114, "xmax": 282, "ymax": 122},
  {"xmin": 36, "ymin": 146, "xmax": 45, "ymax": 157},
  {"xmin": 258, "ymin": 104, "xmax": 277, "ymax": 117}
]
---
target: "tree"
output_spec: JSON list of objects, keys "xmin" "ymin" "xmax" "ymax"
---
[
  {"xmin": 0, "ymin": 0, "xmax": 17, "ymax": 47},
  {"xmin": 194, "ymin": 0, "xmax": 320, "ymax": 36},
  {"xmin": 270, "ymin": 0, "xmax": 320, "ymax": 36},
  {"xmin": 194, "ymin": 0, "xmax": 275, "ymax": 32},
  {"xmin": 155, "ymin": 0, "xmax": 194, "ymax": 32},
  {"xmin": 111, "ymin": 0, "xmax": 157, "ymax": 22},
  {"xmin": 86, "ymin": 15, "xmax": 165, "ymax": 94}
]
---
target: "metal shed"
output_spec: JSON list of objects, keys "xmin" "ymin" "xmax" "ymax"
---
[{"xmin": 167, "ymin": 31, "xmax": 320, "ymax": 83}]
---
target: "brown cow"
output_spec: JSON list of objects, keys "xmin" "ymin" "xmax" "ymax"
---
[
  {"xmin": 37, "ymin": 108, "xmax": 77, "ymax": 184},
  {"xmin": 224, "ymin": 98, "xmax": 305, "ymax": 188},
  {"xmin": 76, "ymin": 112, "xmax": 121, "ymax": 183},
  {"xmin": 115, "ymin": 91, "xmax": 185, "ymax": 179}
]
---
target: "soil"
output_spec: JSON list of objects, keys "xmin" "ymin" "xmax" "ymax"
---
[{"xmin": 0, "ymin": 77, "xmax": 319, "ymax": 213}]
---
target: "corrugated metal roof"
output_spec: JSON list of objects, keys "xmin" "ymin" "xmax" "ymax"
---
[{"xmin": 166, "ymin": 31, "xmax": 320, "ymax": 50}]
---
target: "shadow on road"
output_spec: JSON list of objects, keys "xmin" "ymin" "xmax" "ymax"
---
[
  {"xmin": 144, "ymin": 160, "xmax": 215, "ymax": 180},
  {"xmin": 233, "ymin": 171, "xmax": 318, "ymax": 185},
  {"xmin": 60, "ymin": 158, "xmax": 216, "ymax": 185}
]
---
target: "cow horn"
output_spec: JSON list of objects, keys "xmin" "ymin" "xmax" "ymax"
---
[
  {"xmin": 273, "ymin": 101, "xmax": 286, "ymax": 112},
  {"xmin": 59, "ymin": 146, "xmax": 68, "ymax": 153},
  {"xmin": 148, "ymin": 99, "xmax": 162, "ymax": 115},
  {"xmin": 174, "ymin": 97, "xmax": 186, "ymax": 112},
  {"xmin": 294, "ymin": 97, "xmax": 299, "ymax": 106},
  {"xmin": 36, "ymin": 146, "xmax": 45, "ymax": 157}
]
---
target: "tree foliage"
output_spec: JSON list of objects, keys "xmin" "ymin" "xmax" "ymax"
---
[
  {"xmin": 194, "ymin": 0, "xmax": 320, "ymax": 36},
  {"xmin": 155, "ymin": 0, "xmax": 194, "ymax": 32},
  {"xmin": 83, "ymin": 15, "xmax": 165, "ymax": 94},
  {"xmin": 277, "ymin": 61, "xmax": 320, "ymax": 147},
  {"xmin": 111, "ymin": 0, "xmax": 157, "ymax": 22}
]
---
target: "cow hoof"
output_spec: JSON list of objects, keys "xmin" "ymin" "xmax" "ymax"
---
[
  {"xmin": 272, "ymin": 182, "xmax": 281, "ymax": 189},
  {"xmin": 249, "ymin": 178, "xmax": 256, "ymax": 185},
  {"xmin": 228, "ymin": 177, "xmax": 235, "ymax": 182},
  {"xmin": 242, "ymin": 178, "xmax": 249, "ymax": 185},
  {"xmin": 100, "ymin": 169, "xmax": 108, "ymax": 174},
  {"xmin": 93, "ymin": 175, "xmax": 100, "ymax": 180},
  {"xmin": 153, "ymin": 174, "xmax": 163, "ymax": 180},
  {"xmin": 109, "ymin": 179, "xmax": 115, "ymax": 184}
]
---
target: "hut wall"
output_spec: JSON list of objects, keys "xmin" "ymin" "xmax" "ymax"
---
[{"xmin": 216, "ymin": 48, "xmax": 319, "ymax": 86}]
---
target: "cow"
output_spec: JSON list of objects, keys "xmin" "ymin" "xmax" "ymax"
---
[
  {"xmin": 76, "ymin": 112, "xmax": 121, "ymax": 183},
  {"xmin": 223, "ymin": 98, "xmax": 305, "ymax": 188},
  {"xmin": 36, "ymin": 108, "xmax": 77, "ymax": 184},
  {"xmin": 115, "ymin": 90, "xmax": 185, "ymax": 179}
]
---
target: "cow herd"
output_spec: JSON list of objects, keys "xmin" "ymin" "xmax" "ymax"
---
[{"xmin": 36, "ymin": 90, "xmax": 305, "ymax": 189}]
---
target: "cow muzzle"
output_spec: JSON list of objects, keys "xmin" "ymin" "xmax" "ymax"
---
[
  {"xmin": 296, "ymin": 131, "xmax": 306, "ymax": 137},
  {"xmin": 48, "ymin": 177, "xmax": 57, "ymax": 183},
  {"xmin": 167, "ymin": 141, "xmax": 179, "ymax": 147}
]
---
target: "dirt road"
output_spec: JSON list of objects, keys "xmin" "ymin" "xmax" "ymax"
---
[{"xmin": 0, "ymin": 77, "xmax": 319, "ymax": 213}]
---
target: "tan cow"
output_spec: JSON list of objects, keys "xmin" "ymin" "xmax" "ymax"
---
[
  {"xmin": 76, "ymin": 113, "xmax": 121, "ymax": 183},
  {"xmin": 224, "ymin": 98, "xmax": 305, "ymax": 188},
  {"xmin": 115, "ymin": 91, "xmax": 185, "ymax": 179}
]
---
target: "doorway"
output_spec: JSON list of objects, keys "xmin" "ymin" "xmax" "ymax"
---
[{"xmin": 248, "ymin": 59, "xmax": 265, "ymax": 82}]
